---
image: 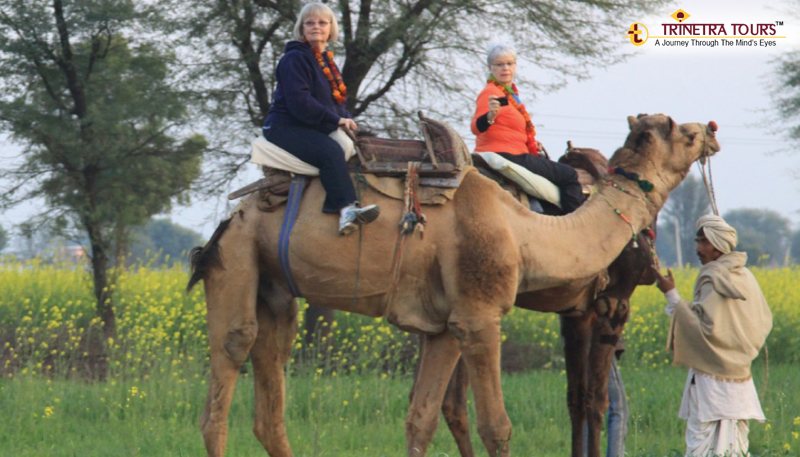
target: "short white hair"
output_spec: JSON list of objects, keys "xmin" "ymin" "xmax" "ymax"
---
[
  {"xmin": 487, "ymin": 44, "xmax": 517, "ymax": 67},
  {"xmin": 293, "ymin": 3, "xmax": 340, "ymax": 42}
]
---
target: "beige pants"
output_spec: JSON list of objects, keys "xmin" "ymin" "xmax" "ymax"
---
[{"xmin": 685, "ymin": 383, "xmax": 750, "ymax": 457}]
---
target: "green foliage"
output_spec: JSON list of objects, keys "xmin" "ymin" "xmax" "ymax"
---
[
  {"xmin": 0, "ymin": 262, "xmax": 798, "ymax": 455},
  {"xmin": 0, "ymin": 0, "xmax": 206, "ymax": 332},
  {"xmin": 723, "ymin": 208, "xmax": 791, "ymax": 267},
  {"xmin": 168, "ymin": 0, "xmax": 673, "ymax": 188},
  {"xmin": 0, "ymin": 224, "xmax": 7, "ymax": 252},
  {"xmin": 0, "ymin": 367, "xmax": 797, "ymax": 456},
  {"xmin": 790, "ymin": 229, "xmax": 800, "ymax": 264},
  {"xmin": 656, "ymin": 174, "xmax": 712, "ymax": 267},
  {"xmin": 127, "ymin": 218, "xmax": 205, "ymax": 267}
]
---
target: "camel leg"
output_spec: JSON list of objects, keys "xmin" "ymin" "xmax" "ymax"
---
[
  {"xmin": 250, "ymin": 295, "xmax": 299, "ymax": 457},
  {"xmin": 560, "ymin": 313, "xmax": 592, "ymax": 457},
  {"xmin": 200, "ymin": 258, "xmax": 260, "ymax": 457},
  {"xmin": 406, "ymin": 331, "xmax": 462, "ymax": 456},
  {"xmin": 586, "ymin": 297, "xmax": 629, "ymax": 457},
  {"xmin": 586, "ymin": 321, "xmax": 616, "ymax": 457},
  {"xmin": 441, "ymin": 358, "xmax": 475, "ymax": 457},
  {"xmin": 411, "ymin": 340, "xmax": 474, "ymax": 457},
  {"xmin": 449, "ymin": 315, "xmax": 511, "ymax": 457}
]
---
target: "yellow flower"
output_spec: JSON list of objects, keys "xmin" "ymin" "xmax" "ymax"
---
[{"xmin": 43, "ymin": 406, "xmax": 54, "ymax": 418}]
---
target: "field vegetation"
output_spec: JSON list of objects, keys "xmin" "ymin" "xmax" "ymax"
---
[{"xmin": 0, "ymin": 258, "xmax": 798, "ymax": 456}]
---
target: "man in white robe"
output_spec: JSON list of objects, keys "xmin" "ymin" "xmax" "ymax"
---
[{"xmin": 653, "ymin": 215, "xmax": 772, "ymax": 457}]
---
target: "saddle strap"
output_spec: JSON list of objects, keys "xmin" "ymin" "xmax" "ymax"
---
[{"xmin": 278, "ymin": 175, "xmax": 307, "ymax": 297}]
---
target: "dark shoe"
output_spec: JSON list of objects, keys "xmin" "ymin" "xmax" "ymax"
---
[{"xmin": 338, "ymin": 204, "xmax": 380, "ymax": 236}]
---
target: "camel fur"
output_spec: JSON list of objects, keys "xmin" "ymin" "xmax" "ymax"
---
[
  {"xmin": 187, "ymin": 113, "xmax": 720, "ymax": 457},
  {"xmin": 410, "ymin": 148, "xmax": 658, "ymax": 457}
]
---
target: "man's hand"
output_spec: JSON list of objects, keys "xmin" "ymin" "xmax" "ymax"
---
[{"xmin": 652, "ymin": 266, "xmax": 676, "ymax": 293}]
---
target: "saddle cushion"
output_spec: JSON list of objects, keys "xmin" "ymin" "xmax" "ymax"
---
[
  {"xmin": 474, "ymin": 152, "xmax": 561, "ymax": 208},
  {"xmin": 250, "ymin": 128, "xmax": 355, "ymax": 176}
]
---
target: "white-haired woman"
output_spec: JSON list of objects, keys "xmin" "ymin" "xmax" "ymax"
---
[
  {"xmin": 470, "ymin": 44, "xmax": 583, "ymax": 214},
  {"xmin": 262, "ymin": 2, "xmax": 379, "ymax": 235}
]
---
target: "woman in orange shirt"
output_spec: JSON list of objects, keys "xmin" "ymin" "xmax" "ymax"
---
[{"xmin": 471, "ymin": 44, "xmax": 583, "ymax": 214}]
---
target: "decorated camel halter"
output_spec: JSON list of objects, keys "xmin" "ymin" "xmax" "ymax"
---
[{"xmin": 600, "ymin": 167, "xmax": 654, "ymax": 248}]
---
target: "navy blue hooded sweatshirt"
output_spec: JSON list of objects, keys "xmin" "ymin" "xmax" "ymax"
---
[{"xmin": 263, "ymin": 41, "xmax": 351, "ymax": 135}]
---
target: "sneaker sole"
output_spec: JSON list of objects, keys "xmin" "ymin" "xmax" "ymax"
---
[
  {"xmin": 354, "ymin": 206, "xmax": 380, "ymax": 225},
  {"xmin": 338, "ymin": 222, "xmax": 358, "ymax": 236}
]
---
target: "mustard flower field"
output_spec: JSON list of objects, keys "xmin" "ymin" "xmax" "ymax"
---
[{"xmin": 0, "ymin": 259, "xmax": 798, "ymax": 456}]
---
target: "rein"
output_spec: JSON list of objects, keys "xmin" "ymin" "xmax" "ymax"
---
[{"xmin": 697, "ymin": 123, "xmax": 720, "ymax": 215}]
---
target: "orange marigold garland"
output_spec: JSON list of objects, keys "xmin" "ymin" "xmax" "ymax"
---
[
  {"xmin": 313, "ymin": 48, "xmax": 347, "ymax": 104},
  {"xmin": 488, "ymin": 76, "xmax": 538, "ymax": 155}
]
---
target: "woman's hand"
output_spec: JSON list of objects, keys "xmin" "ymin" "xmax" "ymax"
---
[
  {"xmin": 487, "ymin": 95, "xmax": 502, "ymax": 123},
  {"xmin": 338, "ymin": 118, "xmax": 358, "ymax": 131}
]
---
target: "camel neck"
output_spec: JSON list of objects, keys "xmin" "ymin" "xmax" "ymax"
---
[{"xmin": 509, "ymin": 174, "xmax": 660, "ymax": 291}]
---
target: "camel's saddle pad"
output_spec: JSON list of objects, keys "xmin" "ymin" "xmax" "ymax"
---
[
  {"xmin": 231, "ymin": 113, "xmax": 472, "ymax": 208},
  {"xmin": 471, "ymin": 144, "xmax": 607, "ymax": 213}
]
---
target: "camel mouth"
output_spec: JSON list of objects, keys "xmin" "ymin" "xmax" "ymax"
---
[{"xmin": 697, "ymin": 122, "xmax": 721, "ymax": 164}]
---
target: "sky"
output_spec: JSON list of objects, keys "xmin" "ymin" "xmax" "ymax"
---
[
  {"xmin": 1, "ymin": 0, "xmax": 799, "ymax": 242},
  {"xmin": 529, "ymin": 1, "xmax": 800, "ymax": 227}
]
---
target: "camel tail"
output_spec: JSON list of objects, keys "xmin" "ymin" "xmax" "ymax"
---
[{"xmin": 186, "ymin": 217, "xmax": 232, "ymax": 292}]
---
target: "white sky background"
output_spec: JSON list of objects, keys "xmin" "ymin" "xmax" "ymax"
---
[
  {"xmin": 530, "ymin": 0, "xmax": 800, "ymax": 226},
  {"xmin": 1, "ymin": 0, "xmax": 799, "ymax": 241}
]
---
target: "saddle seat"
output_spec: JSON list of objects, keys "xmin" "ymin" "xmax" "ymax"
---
[{"xmin": 229, "ymin": 112, "xmax": 472, "ymax": 206}]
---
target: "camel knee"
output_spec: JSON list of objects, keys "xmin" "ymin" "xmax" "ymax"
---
[
  {"xmin": 224, "ymin": 321, "xmax": 258, "ymax": 365},
  {"xmin": 253, "ymin": 419, "xmax": 291, "ymax": 456},
  {"xmin": 477, "ymin": 416, "xmax": 512, "ymax": 447},
  {"xmin": 406, "ymin": 409, "xmax": 441, "ymax": 444}
]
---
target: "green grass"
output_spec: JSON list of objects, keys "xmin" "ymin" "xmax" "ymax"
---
[{"xmin": 2, "ymin": 364, "xmax": 797, "ymax": 456}]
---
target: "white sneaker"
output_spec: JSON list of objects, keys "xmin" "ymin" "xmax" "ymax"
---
[{"xmin": 338, "ymin": 204, "xmax": 380, "ymax": 236}]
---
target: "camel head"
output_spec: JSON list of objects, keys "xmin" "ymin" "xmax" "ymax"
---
[{"xmin": 608, "ymin": 114, "xmax": 720, "ymax": 207}]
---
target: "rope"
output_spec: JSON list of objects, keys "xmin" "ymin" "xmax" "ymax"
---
[
  {"xmin": 384, "ymin": 163, "xmax": 426, "ymax": 311},
  {"xmin": 697, "ymin": 133, "xmax": 719, "ymax": 215}
]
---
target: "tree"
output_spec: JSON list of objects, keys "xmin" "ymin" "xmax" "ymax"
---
[
  {"xmin": 128, "ymin": 218, "xmax": 204, "ymax": 267},
  {"xmin": 0, "ymin": 223, "xmax": 7, "ymax": 252},
  {"xmin": 167, "ymin": 0, "xmax": 671, "ymax": 188},
  {"xmin": 656, "ymin": 174, "xmax": 711, "ymax": 267},
  {"xmin": 0, "ymin": 0, "xmax": 205, "ymax": 338},
  {"xmin": 790, "ymin": 229, "xmax": 800, "ymax": 264},
  {"xmin": 169, "ymin": 0, "xmax": 670, "ymax": 341},
  {"xmin": 723, "ymin": 208, "xmax": 791, "ymax": 266}
]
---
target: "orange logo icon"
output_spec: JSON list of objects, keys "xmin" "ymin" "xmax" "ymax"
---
[
  {"xmin": 671, "ymin": 9, "xmax": 690, "ymax": 22},
  {"xmin": 627, "ymin": 23, "xmax": 648, "ymax": 46}
]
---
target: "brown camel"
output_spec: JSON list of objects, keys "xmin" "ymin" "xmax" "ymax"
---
[
  {"xmin": 415, "ymin": 227, "xmax": 657, "ymax": 457},
  {"xmin": 187, "ymin": 114, "xmax": 720, "ymax": 457},
  {"xmin": 411, "ymin": 147, "xmax": 658, "ymax": 457}
]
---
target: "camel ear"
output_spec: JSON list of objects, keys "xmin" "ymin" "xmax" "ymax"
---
[
  {"xmin": 627, "ymin": 115, "xmax": 639, "ymax": 130},
  {"xmin": 667, "ymin": 117, "xmax": 678, "ymax": 136}
]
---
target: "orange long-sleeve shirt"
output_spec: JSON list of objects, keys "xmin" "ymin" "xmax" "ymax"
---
[{"xmin": 470, "ymin": 83, "xmax": 535, "ymax": 155}]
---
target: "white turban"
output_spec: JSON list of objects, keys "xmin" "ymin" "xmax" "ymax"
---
[{"xmin": 696, "ymin": 215, "xmax": 738, "ymax": 254}]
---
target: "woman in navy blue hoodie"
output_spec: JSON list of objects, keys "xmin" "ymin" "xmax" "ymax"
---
[{"xmin": 262, "ymin": 2, "xmax": 379, "ymax": 236}]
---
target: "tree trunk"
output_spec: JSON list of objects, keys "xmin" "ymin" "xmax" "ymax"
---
[{"xmin": 87, "ymin": 227, "xmax": 116, "ymax": 340}]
